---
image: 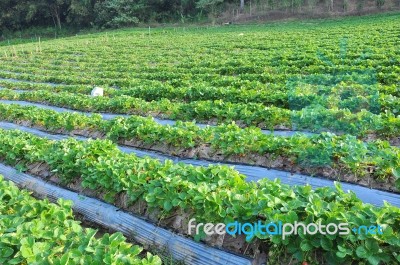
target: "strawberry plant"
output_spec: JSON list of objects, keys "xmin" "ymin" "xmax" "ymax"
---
[{"xmin": 0, "ymin": 177, "xmax": 162, "ymax": 264}]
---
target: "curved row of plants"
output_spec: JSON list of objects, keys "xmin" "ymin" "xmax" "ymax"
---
[
  {"xmin": 0, "ymin": 65, "xmax": 398, "ymax": 101},
  {"xmin": 0, "ymin": 76, "xmax": 399, "ymax": 115},
  {"xmin": 0, "ymin": 89, "xmax": 399, "ymax": 140},
  {"xmin": 1, "ymin": 49, "xmax": 399, "ymax": 90},
  {"xmin": 0, "ymin": 76, "xmax": 287, "ymax": 109},
  {"xmin": 0, "ymin": 103, "xmax": 398, "ymax": 191},
  {"xmin": 4, "ymin": 47, "xmax": 399, "ymax": 80},
  {"xmin": 0, "ymin": 18, "xmax": 399, "ymax": 92},
  {"xmin": 0, "ymin": 128, "xmax": 399, "ymax": 264},
  {"xmin": 0, "ymin": 176, "xmax": 162, "ymax": 265}
]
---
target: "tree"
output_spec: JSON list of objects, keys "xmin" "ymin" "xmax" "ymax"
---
[
  {"xmin": 67, "ymin": 0, "xmax": 96, "ymax": 26},
  {"xmin": 94, "ymin": 0, "xmax": 141, "ymax": 28},
  {"xmin": 196, "ymin": 0, "xmax": 224, "ymax": 17},
  {"xmin": 0, "ymin": 0, "xmax": 31, "ymax": 31},
  {"xmin": 27, "ymin": 0, "xmax": 70, "ymax": 29},
  {"xmin": 376, "ymin": 0, "xmax": 385, "ymax": 8}
]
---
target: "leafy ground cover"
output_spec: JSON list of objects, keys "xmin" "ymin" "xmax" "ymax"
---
[
  {"xmin": 0, "ymin": 129, "xmax": 399, "ymax": 264},
  {"xmin": 0, "ymin": 176, "xmax": 162, "ymax": 264}
]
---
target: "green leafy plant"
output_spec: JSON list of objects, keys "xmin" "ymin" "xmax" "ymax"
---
[{"xmin": 0, "ymin": 177, "xmax": 162, "ymax": 264}]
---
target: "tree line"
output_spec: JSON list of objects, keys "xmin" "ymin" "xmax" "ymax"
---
[
  {"xmin": 0, "ymin": 0, "xmax": 398, "ymax": 33},
  {"xmin": 1, "ymin": 0, "xmax": 199, "ymax": 31}
]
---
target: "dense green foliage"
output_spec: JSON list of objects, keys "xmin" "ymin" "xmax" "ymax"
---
[
  {"xmin": 0, "ymin": 176, "xmax": 162, "ymax": 264},
  {"xmin": 0, "ymin": 129, "xmax": 399, "ymax": 264},
  {"xmin": 1, "ymin": 88, "xmax": 399, "ymax": 138},
  {"xmin": 1, "ymin": 0, "xmax": 399, "ymax": 33},
  {"xmin": 0, "ymin": 102, "xmax": 399, "ymax": 187}
]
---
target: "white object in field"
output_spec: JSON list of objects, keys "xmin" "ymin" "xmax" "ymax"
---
[
  {"xmin": 91, "ymin": 87, "xmax": 104, "ymax": 97},
  {"xmin": 238, "ymin": 33, "xmax": 244, "ymax": 36}
]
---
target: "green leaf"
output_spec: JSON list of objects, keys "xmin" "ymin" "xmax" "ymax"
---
[
  {"xmin": 321, "ymin": 237, "xmax": 333, "ymax": 251},
  {"xmin": 365, "ymin": 239, "xmax": 380, "ymax": 254},
  {"xmin": 70, "ymin": 249, "xmax": 82, "ymax": 258},
  {"xmin": 145, "ymin": 194, "xmax": 156, "ymax": 203},
  {"xmin": 71, "ymin": 222, "xmax": 82, "ymax": 233},
  {"xmin": 0, "ymin": 247, "xmax": 13, "ymax": 258},
  {"xmin": 286, "ymin": 211, "xmax": 298, "ymax": 223},
  {"xmin": 6, "ymin": 257, "xmax": 24, "ymax": 265},
  {"xmin": 367, "ymin": 255, "xmax": 381, "ymax": 265},
  {"xmin": 20, "ymin": 246, "xmax": 33, "ymax": 258},
  {"xmin": 60, "ymin": 253, "xmax": 70, "ymax": 265},
  {"xmin": 356, "ymin": 246, "xmax": 368, "ymax": 259},
  {"xmin": 171, "ymin": 198, "xmax": 180, "ymax": 207},
  {"xmin": 300, "ymin": 240, "xmax": 313, "ymax": 251},
  {"xmin": 163, "ymin": 201, "xmax": 173, "ymax": 211},
  {"xmin": 336, "ymin": 251, "xmax": 347, "ymax": 258},
  {"xmin": 393, "ymin": 168, "xmax": 400, "ymax": 179}
]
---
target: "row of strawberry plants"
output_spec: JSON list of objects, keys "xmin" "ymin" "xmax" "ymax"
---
[
  {"xmin": 0, "ymin": 75, "xmax": 288, "ymax": 108},
  {"xmin": 0, "ymin": 78, "xmax": 94, "ymax": 94},
  {"xmin": 1, "ymin": 75, "xmax": 399, "ymax": 115},
  {"xmin": 1, "ymin": 88, "xmax": 399, "ymax": 139},
  {"xmin": 0, "ymin": 102, "xmax": 398, "ymax": 189},
  {"xmin": 0, "ymin": 176, "xmax": 162, "ymax": 264},
  {"xmin": 0, "ymin": 128, "xmax": 399, "ymax": 264},
  {"xmin": 1, "ymin": 62, "xmax": 399, "ymax": 103}
]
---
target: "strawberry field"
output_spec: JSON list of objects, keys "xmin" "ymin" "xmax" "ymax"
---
[{"xmin": 0, "ymin": 13, "xmax": 399, "ymax": 265}]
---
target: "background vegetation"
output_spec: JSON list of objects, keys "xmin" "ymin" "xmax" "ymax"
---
[{"xmin": 1, "ymin": 0, "xmax": 400, "ymax": 37}]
